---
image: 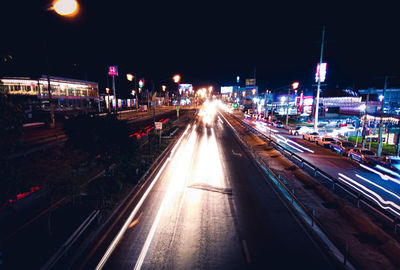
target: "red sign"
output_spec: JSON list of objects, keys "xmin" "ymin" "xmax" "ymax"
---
[{"xmin": 108, "ymin": 66, "xmax": 118, "ymax": 76}]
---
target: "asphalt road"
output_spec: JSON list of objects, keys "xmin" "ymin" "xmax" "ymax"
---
[
  {"xmin": 243, "ymin": 117, "xmax": 400, "ymax": 218},
  {"xmin": 96, "ymin": 104, "xmax": 334, "ymax": 270}
]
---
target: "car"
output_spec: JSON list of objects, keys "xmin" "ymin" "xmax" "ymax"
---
[
  {"xmin": 303, "ymin": 131, "xmax": 319, "ymax": 142},
  {"xmin": 348, "ymin": 148, "xmax": 377, "ymax": 163},
  {"xmin": 330, "ymin": 140, "xmax": 354, "ymax": 155},
  {"xmin": 369, "ymin": 155, "xmax": 400, "ymax": 173},
  {"xmin": 290, "ymin": 126, "xmax": 311, "ymax": 136},
  {"xmin": 273, "ymin": 120, "xmax": 284, "ymax": 128},
  {"xmin": 316, "ymin": 136, "xmax": 335, "ymax": 148}
]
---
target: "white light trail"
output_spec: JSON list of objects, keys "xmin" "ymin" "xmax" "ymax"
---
[
  {"xmin": 338, "ymin": 173, "xmax": 400, "ymax": 217},
  {"xmin": 359, "ymin": 163, "xmax": 400, "ymax": 184},
  {"xmin": 95, "ymin": 124, "xmax": 192, "ymax": 270}
]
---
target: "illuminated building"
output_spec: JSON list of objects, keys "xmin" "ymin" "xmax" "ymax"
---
[{"xmin": 0, "ymin": 76, "xmax": 99, "ymax": 112}]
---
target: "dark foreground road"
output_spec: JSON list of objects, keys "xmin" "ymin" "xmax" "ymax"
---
[{"xmin": 94, "ymin": 103, "xmax": 335, "ymax": 270}]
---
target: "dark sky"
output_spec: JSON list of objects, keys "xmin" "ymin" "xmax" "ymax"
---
[{"xmin": 2, "ymin": 1, "xmax": 400, "ymax": 98}]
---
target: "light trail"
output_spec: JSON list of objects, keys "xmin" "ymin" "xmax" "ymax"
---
[
  {"xmin": 359, "ymin": 163, "xmax": 400, "ymax": 184},
  {"xmin": 95, "ymin": 124, "xmax": 192, "ymax": 270},
  {"xmin": 134, "ymin": 124, "xmax": 198, "ymax": 270},
  {"xmin": 338, "ymin": 173, "xmax": 400, "ymax": 217}
]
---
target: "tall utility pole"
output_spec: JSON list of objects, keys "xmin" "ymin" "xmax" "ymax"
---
[
  {"xmin": 112, "ymin": 74, "xmax": 117, "ymax": 114},
  {"xmin": 362, "ymin": 93, "xmax": 370, "ymax": 148},
  {"xmin": 46, "ymin": 74, "xmax": 55, "ymax": 128},
  {"xmin": 285, "ymin": 86, "xmax": 291, "ymax": 126},
  {"xmin": 314, "ymin": 26, "xmax": 326, "ymax": 131},
  {"xmin": 378, "ymin": 76, "xmax": 388, "ymax": 157}
]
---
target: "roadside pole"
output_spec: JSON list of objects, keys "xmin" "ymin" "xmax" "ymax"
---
[
  {"xmin": 155, "ymin": 122, "xmax": 162, "ymax": 146},
  {"xmin": 362, "ymin": 93, "xmax": 370, "ymax": 148},
  {"xmin": 314, "ymin": 26, "xmax": 326, "ymax": 131},
  {"xmin": 378, "ymin": 76, "xmax": 387, "ymax": 157}
]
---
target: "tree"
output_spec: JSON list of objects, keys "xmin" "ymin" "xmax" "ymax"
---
[
  {"xmin": 0, "ymin": 91, "xmax": 26, "ymax": 207},
  {"xmin": 0, "ymin": 91, "xmax": 25, "ymax": 155}
]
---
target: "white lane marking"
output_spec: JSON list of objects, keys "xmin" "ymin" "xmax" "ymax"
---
[
  {"xmin": 232, "ymin": 149, "xmax": 242, "ymax": 157},
  {"xmin": 95, "ymin": 124, "xmax": 192, "ymax": 270},
  {"xmin": 134, "ymin": 125, "xmax": 197, "ymax": 270},
  {"xmin": 241, "ymin": 239, "xmax": 252, "ymax": 264}
]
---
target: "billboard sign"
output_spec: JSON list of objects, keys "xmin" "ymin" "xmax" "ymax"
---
[
  {"xmin": 179, "ymin": 84, "xmax": 193, "ymax": 94},
  {"xmin": 245, "ymin": 78, "xmax": 256, "ymax": 86},
  {"xmin": 108, "ymin": 66, "xmax": 118, "ymax": 76},
  {"xmin": 221, "ymin": 86, "xmax": 233, "ymax": 94},
  {"xmin": 315, "ymin": 62, "xmax": 327, "ymax": 82}
]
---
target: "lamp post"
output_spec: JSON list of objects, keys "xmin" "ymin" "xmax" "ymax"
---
[
  {"xmin": 127, "ymin": 73, "xmax": 138, "ymax": 112},
  {"xmin": 362, "ymin": 93, "xmax": 370, "ymax": 148},
  {"xmin": 286, "ymin": 82, "xmax": 299, "ymax": 126},
  {"xmin": 314, "ymin": 26, "xmax": 326, "ymax": 131},
  {"xmin": 106, "ymin": 88, "xmax": 110, "ymax": 112},
  {"xmin": 44, "ymin": 0, "xmax": 79, "ymax": 128},
  {"xmin": 378, "ymin": 77, "xmax": 388, "ymax": 157}
]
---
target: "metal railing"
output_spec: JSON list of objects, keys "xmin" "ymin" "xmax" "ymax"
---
[{"xmin": 230, "ymin": 114, "xmax": 400, "ymax": 234}]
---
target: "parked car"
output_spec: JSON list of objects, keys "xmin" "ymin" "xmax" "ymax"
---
[
  {"xmin": 290, "ymin": 126, "xmax": 311, "ymax": 136},
  {"xmin": 369, "ymin": 155, "xmax": 400, "ymax": 173},
  {"xmin": 348, "ymin": 148, "xmax": 377, "ymax": 163},
  {"xmin": 316, "ymin": 136, "xmax": 335, "ymax": 148},
  {"xmin": 303, "ymin": 131, "xmax": 319, "ymax": 142},
  {"xmin": 330, "ymin": 140, "xmax": 354, "ymax": 155},
  {"xmin": 273, "ymin": 120, "xmax": 284, "ymax": 128}
]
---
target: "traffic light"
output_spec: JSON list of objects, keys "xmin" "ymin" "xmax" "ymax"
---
[{"xmin": 139, "ymin": 79, "xmax": 145, "ymax": 88}]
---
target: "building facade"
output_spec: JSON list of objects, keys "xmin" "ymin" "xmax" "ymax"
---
[{"xmin": 0, "ymin": 76, "xmax": 99, "ymax": 112}]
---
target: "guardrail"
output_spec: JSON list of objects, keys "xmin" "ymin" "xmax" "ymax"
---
[
  {"xmin": 41, "ymin": 210, "xmax": 100, "ymax": 270},
  {"xmin": 231, "ymin": 114, "xmax": 400, "ymax": 234}
]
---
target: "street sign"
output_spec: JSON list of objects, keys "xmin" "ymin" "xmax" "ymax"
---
[
  {"xmin": 155, "ymin": 122, "xmax": 163, "ymax": 130},
  {"xmin": 108, "ymin": 66, "xmax": 118, "ymax": 76}
]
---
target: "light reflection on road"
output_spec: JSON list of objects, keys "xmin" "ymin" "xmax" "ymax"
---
[{"xmin": 135, "ymin": 101, "xmax": 232, "ymax": 269}]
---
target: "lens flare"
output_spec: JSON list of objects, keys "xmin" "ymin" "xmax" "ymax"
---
[{"xmin": 53, "ymin": 0, "xmax": 79, "ymax": 16}]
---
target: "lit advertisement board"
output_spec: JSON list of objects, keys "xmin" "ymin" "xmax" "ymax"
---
[
  {"xmin": 108, "ymin": 66, "xmax": 118, "ymax": 76},
  {"xmin": 221, "ymin": 86, "xmax": 233, "ymax": 94},
  {"xmin": 179, "ymin": 84, "xmax": 193, "ymax": 92},
  {"xmin": 315, "ymin": 62, "xmax": 327, "ymax": 82}
]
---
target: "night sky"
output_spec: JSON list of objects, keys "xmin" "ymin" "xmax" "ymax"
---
[{"xmin": 2, "ymin": 1, "xmax": 400, "ymax": 98}]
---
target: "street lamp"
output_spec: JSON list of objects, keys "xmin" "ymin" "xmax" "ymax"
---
[
  {"xmin": 52, "ymin": 0, "xmax": 79, "ymax": 16},
  {"xmin": 173, "ymin": 74, "xmax": 181, "ymax": 104},
  {"xmin": 106, "ymin": 87, "xmax": 111, "ymax": 112},
  {"xmin": 127, "ymin": 73, "xmax": 138, "ymax": 111},
  {"xmin": 285, "ymin": 82, "xmax": 299, "ymax": 126},
  {"xmin": 44, "ymin": 0, "xmax": 79, "ymax": 128}
]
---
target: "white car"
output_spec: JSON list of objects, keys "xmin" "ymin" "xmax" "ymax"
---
[
  {"xmin": 290, "ymin": 126, "xmax": 312, "ymax": 136},
  {"xmin": 303, "ymin": 131, "xmax": 319, "ymax": 142},
  {"xmin": 316, "ymin": 136, "xmax": 335, "ymax": 148}
]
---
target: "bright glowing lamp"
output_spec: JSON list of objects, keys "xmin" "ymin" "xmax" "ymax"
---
[
  {"xmin": 292, "ymin": 82, "xmax": 299, "ymax": 89},
  {"xmin": 379, "ymin": 95, "xmax": 384, "ymax": 102},
  {"xmin": 173, "ymin": 74, "xmax": 181, "ymax": 83},
  {"xmin": 126, "ymin": 74, "xmax": 133, "ymax": 81},
  {"xmin": 53, "ymin": 0, "xmax": 79, "ymax": 16}
]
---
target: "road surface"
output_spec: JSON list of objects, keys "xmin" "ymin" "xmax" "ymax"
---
[{"xmin": 95, "ymin": 103, "xmax": 334, "ymax": 269}]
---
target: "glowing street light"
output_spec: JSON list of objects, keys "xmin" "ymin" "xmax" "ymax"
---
[
  {"xmin": 162, "ymin": 85, "xmax": 166, "ymax": 91},
  {"xmin": 126, "ymin": 73, "xmax": 134, "ymax": 81},
  {"xmin": 52, "ymin": 0, "xmax": 79, "ymax": 16},
  {"xmin": 286, "ymin": 82, "xmax": 300, "ymax": 126},
  {"xmin": 173, "ymin": 74, "xmax": 181, "ymax": 83}
]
